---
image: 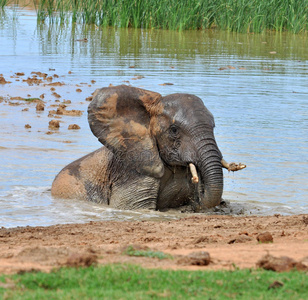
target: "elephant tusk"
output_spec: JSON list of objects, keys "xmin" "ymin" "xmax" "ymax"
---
[
  {"xmin": 221, "ymin": 158, "xmax": 246, "ymax": 172},
  {"xmin": 189, "ymin": 163, "xmax": 199, "ymax": 184},
  {"xmin": 221, "ymin": 158, "xmax": 230, "ymax": 169}
]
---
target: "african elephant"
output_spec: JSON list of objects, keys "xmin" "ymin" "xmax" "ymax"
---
[{"xmin": 51, "ymin": 85, "xmax": 245, "ymax": 211}]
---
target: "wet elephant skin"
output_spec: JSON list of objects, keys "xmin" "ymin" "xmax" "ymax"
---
[{"xmin": 51, "ymin": 85, "xmax": 224, "ymax": 211}]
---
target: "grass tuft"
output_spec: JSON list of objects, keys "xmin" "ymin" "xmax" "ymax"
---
[
  {"xmin": 124, "ymin": 246, "xmax": 173, "ymax": 260},
  {"xmin": 24, "ymin": 98, "xmax": 41, "ymax": 102}
]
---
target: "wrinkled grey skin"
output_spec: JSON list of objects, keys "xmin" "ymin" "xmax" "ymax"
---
[{"xmin": 52, "ymin": 85, "xmax": 228, "ymax": 211}]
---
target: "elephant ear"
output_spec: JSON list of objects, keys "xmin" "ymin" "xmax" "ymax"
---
[{"xmin": 88, "ymin": 85, "xmax": 164, "ymax": 178}]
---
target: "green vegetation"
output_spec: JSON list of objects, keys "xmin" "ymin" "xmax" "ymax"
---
[
  {"xmin": 0, "ymin": 265, "xmax": 307, "ymax": 299},
  {"xmin": 0, "ymin": 0, "xmax": 9, "ymax": 9},
  {"xmin": 3, "ymin": 0, "xmax": 308, "ymax": 33},
  {"xmin": 124, "ymin": 246, "xmax": 173, "ymax": 260},
  {"xmin": 24, "ymin": 98, "xmax": 41, "ymax": 102},
  {"xmin": 33, "ymin": 0, "xmax": 308, "ymax": 33}
]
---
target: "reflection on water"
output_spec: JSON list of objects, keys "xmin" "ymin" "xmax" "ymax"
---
[{"xmin": 0, "ymin": 7, "xmax": 307, "ymax": 227}]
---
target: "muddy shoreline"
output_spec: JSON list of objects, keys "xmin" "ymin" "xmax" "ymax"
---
[{"xmin": 0, "ymin": 214, "xmax": 307, "ymax": 274}]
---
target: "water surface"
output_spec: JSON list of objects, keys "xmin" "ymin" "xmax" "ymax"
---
[{"xmin": 0, "ymin": 7, "xmax": 307, "ymax": 227}]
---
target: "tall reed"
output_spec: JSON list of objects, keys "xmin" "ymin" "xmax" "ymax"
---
[
  {"xmin": 1, "ymin": 0, "xmax": 11, "ymax": 9},
  {"xmin": 20, "ymin": 0, "xmax": 308, "ymax": 33}
]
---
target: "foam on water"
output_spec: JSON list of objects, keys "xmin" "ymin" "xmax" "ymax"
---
[
  {"xmin": 0, "ymin": 186, "xmax": 181, "ymax": 228},
  {"xmin": 1, "ymin": 185, "xmax": 295, "ymax": 228}
]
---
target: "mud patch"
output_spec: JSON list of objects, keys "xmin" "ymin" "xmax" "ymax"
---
[
  {"xmin": 45, "ymin": 81, "xmax": 65, "ymax": 86},
  {"xmin": 15, "ymin": 246, "xmax": 98, "ymax": 270},
  {"xmin": 23, "ymin": 77, "xmax": 43, "ymax": 85},
  {"xmin": 257, "ymin": 232, "xmax": 273, "ymax": 243},
  {"xmin": 228, "ymin": 235, "xmax": 253, "ymax": 244},
  {"xmin": 68, "ymin": 124, "xmax": 81, "ymax": 130},
  {"xmin": 49, "ymin": 104, "xmax": 83, "ymax": 116},
  {"xmin": 16, "ymin": 246, "xmax": 71, "ymax": 265},
  {"xmin": 64, "ymin": 250, "xmax": 98, "ymax": 267},
  {"xmin": 257, "ymin": 254, "xmax": 308, "ymax": 272},
  {"xmin": 0, "ymin": 76, "xmax": 11, "ymax": 84},
  {"xmin": 175, "ymin": 200, "xmax": 246, "ymax": 215},
  {"xmin": 178, "ymin": 251, "xmax": 211, "ymax": 266},
  {"xmin": 36, "ymin": 102, "xmax": 45, "ymax": 111},
  {"xmin": 49, "ymin": 119, "xmax": 60, "ymax": 129}
]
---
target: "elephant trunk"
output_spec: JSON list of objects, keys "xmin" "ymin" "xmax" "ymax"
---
[{"xmin": 193, "ymin": 133, "xmax": 223, "ymax": 209}]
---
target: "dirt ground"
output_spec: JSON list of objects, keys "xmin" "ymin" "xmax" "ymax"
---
[{"xmin": 0, "ymin": 214, "xmax": 307, "ymax": 274}]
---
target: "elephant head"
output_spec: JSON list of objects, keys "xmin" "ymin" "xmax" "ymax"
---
[{"xmin": 88, "ymin": 85, "xmax": 224, "ymax": 209}]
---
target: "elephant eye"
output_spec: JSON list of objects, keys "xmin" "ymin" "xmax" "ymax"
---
[{"xmin": 169, "ymin": 125, "xmax": 179, "ymax": 136}]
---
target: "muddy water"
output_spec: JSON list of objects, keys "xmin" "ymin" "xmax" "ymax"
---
[{"xmin": 0, "ymin": 7, "xmax": 307, "ymax": 227}]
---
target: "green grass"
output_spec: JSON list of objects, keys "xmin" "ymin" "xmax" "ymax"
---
[
  {"xmin": 0, "ymin": 0, "xmax": 9, "ymax": 9},
  {"xmin": 124, "ymin": 246, "xmax": 173, "ymax": 260},
  {"xmin": 24, "ymin": 98, "xmax": 41, "ymax": 102},
  {"xmin": 0, "ymin": 265, "xmax": 307, "ymax": 299},
  {"xmin": 4, "ymin": 0, "xmax": 308, "ymax": 33}
]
